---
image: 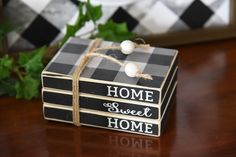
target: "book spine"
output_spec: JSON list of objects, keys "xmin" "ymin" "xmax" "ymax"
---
[
  {"xmin": 42, "ymin": 91, "xmax": 159, "ymax": 119},
  {"xmin": 43, "ymin": 107, "xmax": 159, "ymax": 136},
  {"xmin": 42, "ymin": 76, "xmax": 160, "ymax": 104}
]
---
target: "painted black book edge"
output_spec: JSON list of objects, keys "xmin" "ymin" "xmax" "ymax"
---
[
  {"xmin": 161, "ymin": 54, "xmax": 178, "ymax": 101},
  {"xmin": 161, "ymin": 89, "xmax": 177, "ymax": 135}
]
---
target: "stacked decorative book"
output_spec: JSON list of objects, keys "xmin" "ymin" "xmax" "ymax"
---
[{"xmin": 42, "ymin": 38, "xmax": 178, "ymax": 137}]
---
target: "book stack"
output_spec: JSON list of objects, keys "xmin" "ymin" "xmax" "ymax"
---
[{"xmin": 42, "ymin": 38, "xmax": 178, "ymax": 137}]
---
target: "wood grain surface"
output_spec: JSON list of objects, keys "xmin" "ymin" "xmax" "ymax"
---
[{"xmin": 1, "ymin": 39, "xmax": 236, "ymax": 157}]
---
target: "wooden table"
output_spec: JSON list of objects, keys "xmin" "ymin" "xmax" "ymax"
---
[{"xmin": 1, "ymin": 39, "xmax": 236, "ymax": 157}]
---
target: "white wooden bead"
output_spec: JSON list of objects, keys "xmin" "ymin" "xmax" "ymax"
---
[
  {"xmin": 124, "ymin": 62, "xmax": 139, "ymax": 77},
  {"xmin": 120, "ymin": 40, "xmax": 135, "ymax": 55}
]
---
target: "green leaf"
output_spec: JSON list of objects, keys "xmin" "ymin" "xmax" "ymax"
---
[
  {"xmin": 94, "ymin": 20, "xmax": 135, "ymax": 42},
  {"xmin": 86, "ymin": 0, "xmax": 102, "ymax": 23},
  {"xmin": 61, "ymin": 24, "xmax": 78, "ymax": 46},
  {"xmin": 60, "ymin": 0, "xmax": 102, "ymax": 46},
  {"xmin": 0, "ymin": 55, "xmax": 14, "ymax": 80},
  {"xmin": 0, "ymin": 78, "xmax": 17, "ymax": 96},
  {"xmin": 18, "ymin": 46, "xmax": 46, "ymax": 79},
  {"xmin": 15, "ymin": 75, "xmax": 40, "ymax": 100},
  {"xmin": 60, "ymin": 3, "xmax": 89, "ymax": 46}
]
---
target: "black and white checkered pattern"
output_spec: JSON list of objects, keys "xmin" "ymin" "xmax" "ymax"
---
[
  {"xmin": 3, "ymin": 0, "xmax": 230, "ymax": 50},
  {"xmin": 43, "ymin": 38, "xmax": 177, "ymax": 89},
  {"xmin": 3, "ymin": 0, "xmax": 78, "ymax": 50}
]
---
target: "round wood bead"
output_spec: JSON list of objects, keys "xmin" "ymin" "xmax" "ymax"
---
[
  {"xmin": 120, "ymin": 40, "xmax": 135, "ymax": 55},
  {"xmin": 124, "ymin": 62, "xmax": 139, "ymax": 77}
]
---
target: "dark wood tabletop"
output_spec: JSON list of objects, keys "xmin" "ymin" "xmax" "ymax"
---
[{"xmin": 1, "ymin": 39, "xmax": 236, "ymax": 157}]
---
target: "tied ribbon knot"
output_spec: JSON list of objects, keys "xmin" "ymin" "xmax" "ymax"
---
[{"xmin": 72, "ymin": 38, "xmax": 151, "ymax": 126}]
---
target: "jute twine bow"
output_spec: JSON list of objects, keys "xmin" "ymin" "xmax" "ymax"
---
[{"xmin": 72, "ymin": 38, "xmax": 152, "ymax": 126}]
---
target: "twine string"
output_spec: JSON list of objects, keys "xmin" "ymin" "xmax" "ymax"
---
[
  {"xmin": 72, "ymin": 39, "xmax": 152, "ymax": 126},
  {"xmin": 134, "ymin": 38, "xmax": 146, "ymax": 44},
  {"xmin": 93, "ymin": 43, "xmax": 150, "ymax": 52},
  {"xmin": 72, "ymin": 39, "xmax": 102, "ymax": 126},
  {"xmin": 85, "ymin": 53, "xmax": 124, "ymax": 66},
  {"xmin": 94, "ymin": 46, "xmax": 121, "ymax": 52},
  {"xmin": 85, "ymin": 53, "xmax": 153, "ymax": 80},
  {"xmin": 134, "ymin": 43, "xmax": 150, "ymax": 49}
]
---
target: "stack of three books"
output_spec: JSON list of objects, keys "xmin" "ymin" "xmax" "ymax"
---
[{"xmin": 42, "ymin": 38, "xmax": 178, "ymax": 137}]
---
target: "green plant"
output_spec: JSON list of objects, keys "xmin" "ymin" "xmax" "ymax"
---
[
  {"xmin": 61, "ymin": 0, "xmax": 135, "ymax": 46},
  {"xmin": 0, "ymin": 47, "xmax": 46, "ymax": 99},
  {"xmin": 0, "ymin": 0, "xmax": 135, "ymax": 99}
]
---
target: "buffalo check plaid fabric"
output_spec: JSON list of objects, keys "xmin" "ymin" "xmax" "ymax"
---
[
  {"xmin": 3, "ymin": 0, "xmax": 231, "ymax": 50},
  {"xmin": 43, "ymin": 38, "xmax": 177, "ymax": 89}
]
